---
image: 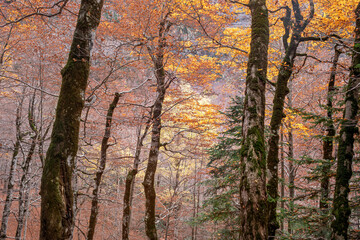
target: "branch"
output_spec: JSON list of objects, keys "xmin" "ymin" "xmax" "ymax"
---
[
  {"xmin": 300, "ymin": 0, "xmax": 315, "ymax": 31},
  {"xmin": 281, "ymin": 6, "xmax": 291, "ymax": 51},
  {"xmin": 116, "ymin": 78, "xmax": 152, "ymax": 96},
  {"xmin": 228, "ymin": 0, "xmax": 249, "ymax": 8},
  {"xmin": 191, "ymin": 4, "xmax": 248, "ymax": 54},
  {"xmin": 300, "ymin": 34, "xmax": 341, "ymax": 42},
  {"xmin": 0, "ymin": 0, "xmax": 69, "ymax": 28}
]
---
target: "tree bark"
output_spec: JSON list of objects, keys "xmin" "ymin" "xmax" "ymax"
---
[
  {"xmin": 280, "ymin": 129, "xmax": 285, "ymax": 232},
  {"xmin": 331, "ymin": 4, "xmax": 360, "ymax": 239},
  {"xmin": 142, "ymin": 14, "xmax": 171, "ymax": 240},
  {"xmin": 87, "ymin": 93, "xmax": 120, "ymax": 240},
  {"xmin": 16, "ymin": 91, "xmax": 38, "ymax": 240},
  {"xmin": 319, "ymin": 46, "xmax": 340, "ymax": 237},
  {"xmin": 0, "ymin": 100, "xmax": 23, "ymax": 240},
  {"xmin": 287, "ymin": 79, "xmax": 295, "ymax": 234},
  {"xmin": 238, "ymin": 0, "xmax": 269, "ymax": 239},
  {"xmin": 122, "ymin": 121, "xmax": 150, "ymax": 240},
  {"xmin": 39, "ymin": 1, "xmax": 104, "ymax": 239},
  {"xmin": 321, "ymin": 46, "xmax": 340, "ymax": 210},
  {"xmin": 15, "ymin": 136, "xmax": 36, "ymax": 240},
  {"xmin": 267, "ymin": 1, "xmax": 314, "ymax": 238}
]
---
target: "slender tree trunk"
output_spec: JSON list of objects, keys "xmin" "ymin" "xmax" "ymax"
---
[
  {"xmin": 280, "ymin": 129, "xmax": 285, "ymax": 232},
  {"xmin": 15, "ymin": 136, "xmax": 37, "ymax": 240},
  {"xmin": 0, "ymin": 101, "xmax": 23, "ymax": 240},
  {"xmin": 287, "ymin": 79, "xmax": 295, "ymax": 234},
  {"xmin": 122, "ymin": 121, "xmax": 150, "ymax": 240},
  {"xmin": 22, "ymin": 195, "xmax": 31, "ymax": 240},
  {"xmin": 191, "ymin": 159, "xmax": 198, "ymax": 240},
  {"xmin": 319, "ymin": 46, "xmax": 340, "ymax": 237},
  {"xmin": 331, "ymin": 4, "xmax": 360, "ymax": 239},
  {"xmin": 16, "ymin": 91, "xmax": 38, "ymax": 240},
  {"xmin": 164, "ymin": 160, "xmax": 181, "ymax": 240},
  {"xmin": 87, "ymin": 93, "xmax": 120, "ymax": 240},
  {"xmin": 238, "ymin": 1, "xmax": 269, "ymax": 239},
  {"xmin": 142, "ymin": 14, "xmax": 172, "ymax": 240},
  {"xmin": 40, "ymin": 1, "xmax": 104, "ymax": 239},
  {"xmin": 267, "ymin": 2, "xmax": 314, "ymax": 237}
]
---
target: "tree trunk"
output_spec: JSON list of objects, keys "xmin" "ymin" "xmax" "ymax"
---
[
  {"xmin": 15, "ymin": 135, "xmax": 36, "ymax": 240},
  {"xmin": 122, "ymin": 122, "xmax": 150, "ymax": 240},
  {"xmin": 319, "ymin": 46, "xmax": 340, "ymax": 237},
  {"xmin": 40, "ymin": 0, "xmax": 104, "ymax": 239},
  {"xmin": 142, "ymin": 14, "xmax": 171, "ymax": 240},
  {"xmin": 16, "ymin": 91, "xmax": 38, "ymax": 240},
  {"xmin": 280, "ymin": 129, "xmax": 285, "ymax": 232},
  {"xmin": 331, "ymin": 4, "xmax": 360, "ymax": 239},
  {"xmin": 87, "ymin": 93, "xmax": 120, "ymax": 240},
  {"xmin": 267, "ymin": 1, "xmax": 314, "ymax": 237},
  {"xmin": 238, "ymin": 0, "xmax": 269, "ymax": 239},
  {"xmin": 0, "ymin": 100, "xmax": 23, "ymax": 240},
  {"xmin": 287, "ymin": 102, "xmax": 295, "ymax": 234},
  {"xmin": 191, "ymin": 159, "xmax": 198, "ymax": 240}
]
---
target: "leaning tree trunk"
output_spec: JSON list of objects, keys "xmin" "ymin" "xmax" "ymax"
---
[
  {"xmin": 267, "ymin": 1, "xmax": 314, "ymax": 238},
  {"xmin": 39, "ymin": 1, "xmax": 104, "ymax": 239},
  {"xmin": 238, "ymin": 0, "xmax": 269, "ymax": 239},
  {"xmin": 0, "ymin": 100, "xmax": 23, "ymax": 240},
  {"xmin": 87, "ymin": 93, "xmax": 120, "ymax": 240},
  {"xmin": 142, "ymin": 14, "xmax": 171, "ymax": 240},
  {"xmin": 331, "ymin": 4, "xmax": 360, "ymax": 240}
]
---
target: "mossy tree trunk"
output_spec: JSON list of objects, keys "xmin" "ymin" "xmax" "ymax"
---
[
  {"xmin": 266, "ymin": 1, "xmax": 314, "ymax": 238},
  {"xmin": 40, "ymin": 0, "xmax": 104, "ymax": 239},
  {"xmin": 142, "ymin": 13, "xmax": 172, "ymax": 240},
  {"xmin": 238, "ymin": 0, "xmax": 269, "ymax": 239},
  {"xmin": 331, "ymin": 4, "xmax": 360, "ymax": 239},
  {"xmin": 87, "ymin": 93, "xmax": 120, "ymax": 240}
]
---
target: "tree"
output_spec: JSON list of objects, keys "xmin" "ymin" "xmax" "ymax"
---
[
  {"xmin": 0, "ymin": 96, "xmax": 23, "ymax": 240},
  {"xmin": 237, "ymin": 0, "xmax": 269, "ymax": 239},
  {"xmin": 267, "ymin": 0, "xmax": 314, "ymax": 237},
  {"xmin": 39, "ymin": 0, "xmax": 104, "ymax": 239},
  {"xmin": 331, "ymin": 3, "xmax": 360, "ymax": 239},
  {"xmin": 142, "ymin": 11, "xmax": 172, "ymax": 239}
]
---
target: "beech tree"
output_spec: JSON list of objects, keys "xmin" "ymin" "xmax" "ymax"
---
[
  {"xmin": 142, "ymin": 11, "xmax": 172, "ymax": 240},
  {"xmin": 267, "ymin": 0, "xmax": 314, "ymax": 236},
  {"xmin": 39, "ymin": 0, "xmax": 104, "ymax": 239},
  {"xmin": 331, "ymin": 3, "xmax": 360, "ymax": 239},
  {"xmin": 238, "ymin": 0, "xmax": 269, "ymax": 239}
]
